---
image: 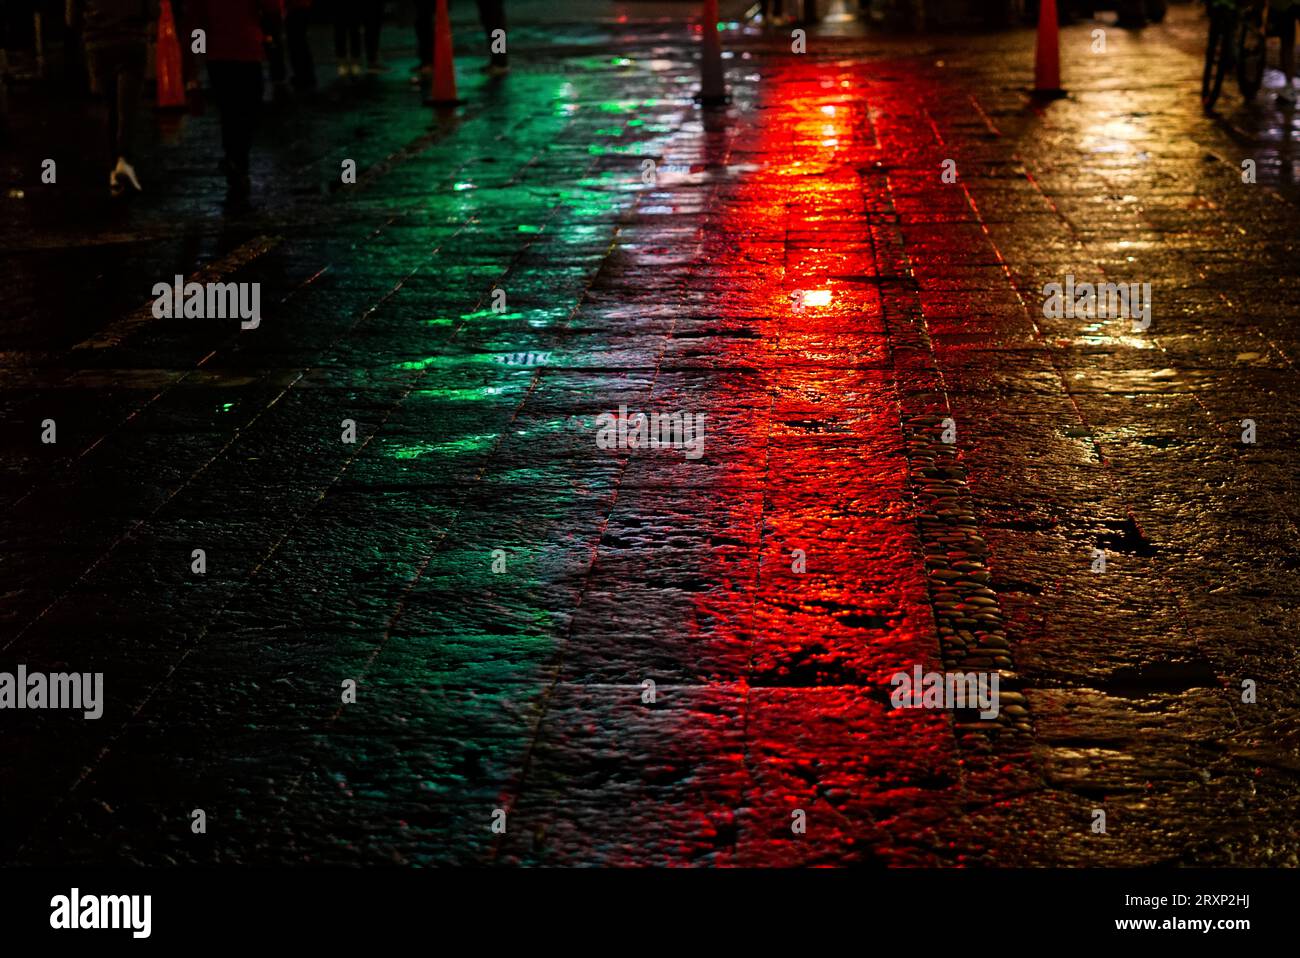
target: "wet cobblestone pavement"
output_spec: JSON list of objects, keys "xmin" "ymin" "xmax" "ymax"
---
[{"xmin": 1, "ymin": 3, "xmax": 1299, "ymax": 866}]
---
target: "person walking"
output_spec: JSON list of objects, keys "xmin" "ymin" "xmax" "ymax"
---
[
  {"xmin": 67, "ymin": 0, "xmax": 154, "ymax": 196},
  {"xmin": 189, "ymin": 0, "xmax": 283, "ymax": 199}
]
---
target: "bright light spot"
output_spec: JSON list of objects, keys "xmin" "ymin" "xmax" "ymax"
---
[
  {"xmin": 801, "ymin": 289, "xmax": 832, "ymax": 307},
  {"xmin": 1118, "ymin": 335, "xmax": 1155, "ymax": 349}
]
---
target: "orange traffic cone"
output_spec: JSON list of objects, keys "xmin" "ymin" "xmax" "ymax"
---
[
  {"xmin": 427, "ymin": 0, "xmax": 460, "ymax": 107},
  {"xmin": 697, "ymin": 0, "xmax": 727, "ymax": 106},
  {"xmin": 1034, "ymin": 0, "xmax": 1065, "ymax": 98},
  {"xmin": 156, "ymin": 0, "xmax": 185, "ymax": 109}
]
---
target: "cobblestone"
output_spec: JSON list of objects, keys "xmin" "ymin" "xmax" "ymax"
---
[{"xmin": 0, "ymin": 3, "xmax": 1297, "ymax": 866}]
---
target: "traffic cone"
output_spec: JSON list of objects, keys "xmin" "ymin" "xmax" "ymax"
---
[
  {"xmin": 156, "ymin": 0, "xmax": 185, "ymax": 109},
  {"xmin": 1033, "ymin": 0, "xmax": 1065, "ymax": 98},
  {"xmin": 697, "ymin": 0, "xmax": 728, "ymax": 106},
  {"xmin": 427, "ymin": 0, "xmax": 460, "ymax": 107}
]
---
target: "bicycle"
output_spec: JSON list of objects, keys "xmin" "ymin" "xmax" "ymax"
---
[{"xmin": 1203, "ymin": 0, "xmax": 1270, "ymax": 111}]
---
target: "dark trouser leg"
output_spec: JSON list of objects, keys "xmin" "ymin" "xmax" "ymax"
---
[
  {"xmin": 114, "ymin": 43, "xmax": 145, "ymax": 162},
  {"xmin": 88, "ymin": 43, "xmax": 144, "ymax": 165},
  {"xmin": 334, "ymin": 1, "xmax": 362, "ymax": 59},
  {"xmin": 476, "ymin": 0, "xmax": 507, "ymax": 66},
  {"xmin": 362, "ymin": 2, "xmax": 382, "ymax": 65},
  {"xmin": 207, "ymin": 61, "xmax": 238, "ymax": 170},
  {"xmin": 287, "ymin": 9, "xmax": 316, "ymax": 89},
  {"xmin": 267, "ymin": 23, "xmax": 287, "ymax": 86},
  {"xmin": 65, "ymin": 22, "xmax": 88, "ymax": 92},
  {"xmin": 233, "ymin": 61, "xmax": 263, "ymax": 172},
  {"xmin": 208, "ymin": 60, "xmax": 263, "ymax": 175},
  {"xmin": 333, "ymin": 4, "xmax": 348, "ymax": 58},
  {"xmin": 88, "ymin": 50, "xmax": 119, "ymax": 165},
  {"xmin": 415, "ymin": 0, "xmax": 434, "ymax": 65}
]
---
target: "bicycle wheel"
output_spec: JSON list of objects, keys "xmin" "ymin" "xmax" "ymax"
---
[
  {"xmin": 1202, "ymin": 13, "xmax": 1232, "ymax": 111},
  {"xmin": 1236, "ymin": 13, "xmax": 1267, "ymax": 101}
]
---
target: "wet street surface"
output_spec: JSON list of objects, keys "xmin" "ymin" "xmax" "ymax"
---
[{"xmin": 1, "ymin": 3, "xmax": 1299, "ymax": 866}]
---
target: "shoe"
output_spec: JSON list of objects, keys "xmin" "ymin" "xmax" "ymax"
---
[
  {"xmin": 109, "ymin": 156, "xmax": 141, "ymax": 196},
  {"xmin": 337, "ymin": 62, "xmax": 350, "ymax": 78},
  {"xmin": 348, "ymin": 61, "xmax": 363, "ymax": 77},
  {"xmin": 410, "ymin": 63, "xmax": 433, "ymax": 85}
]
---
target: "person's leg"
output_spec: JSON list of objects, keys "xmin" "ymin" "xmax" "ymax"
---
[
  {"xmin": 348, "ymin": 1, "xmax": 363, "ymax": 62},
  {"xmin": 266, "ymin": 20, "xmax": 288, "ymax": 89},
  {"xmin": 207, "ymin": 60, "xmax": 236, "ymax": 169},
  {"xmin": 287, "ymin": 9, "xmax": 316, "ymax": 90},
  {"xmin": 230, "ymin": 62, "xmax": 264, "ymax": 175},
  {"xmin": 415, "ymin": 0, "xmax": 433, "ymax": 67},
  {"xmin": 336, "ymin": 1, "xmax": 362, "ymax": 73},
  {"xmin": 333, "ymin": 0, "xmax": 348, "ymax": 60},
  {"xmin": 476, "ymin": 0, "xmax": 507, "ymax": 68},
  {"xmin": 114, "ymin": 42, "xmax": 146, "ymax": 162},
  {"xmin": 363, "ymin": 1, "xmax": 382, "ymax": 67},
  {"xmin": 64, "ymin": 12, "xmax": 88, "ymax": 93},
  {"xmin": 86, "ymin": 48, "xmax": 119, "ymax": 168}
]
